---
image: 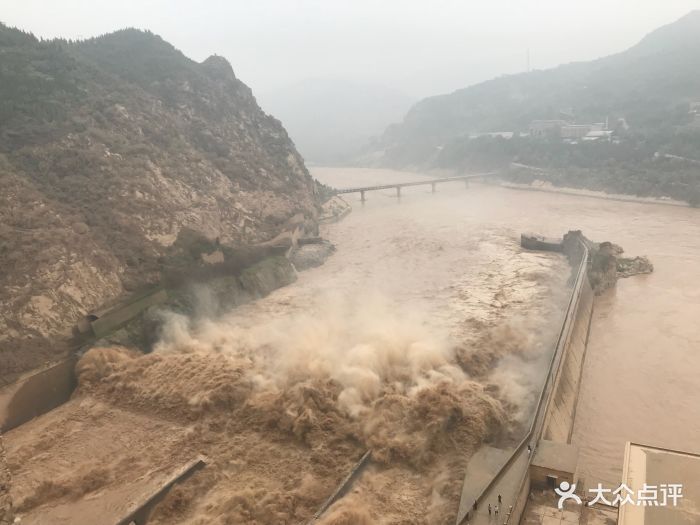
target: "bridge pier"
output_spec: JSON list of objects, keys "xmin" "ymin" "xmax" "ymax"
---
[
  {"xmin": 396, "ymin": 186, "xmax": 402, "ymax": 198},
  {"xmin": 431, "ymin": 182, "xmax": 436, "ymax": 193},
  {"xmin": 465, "ymin": 179, "xmax": 469, "ymax": 189},
  {"xmin": 360, "ymin": 190, "xmax": 366, "ymax": 203}
]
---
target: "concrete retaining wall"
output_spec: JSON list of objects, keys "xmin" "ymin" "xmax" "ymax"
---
[
  {"xmin": 0, "ymin": 357, "xmax": 77, "ymax": 432},
  {"xmin": 0, "ymin": 255, "xmax": 298, "ymax": 434},
  {"xmin": 511, "ymin": 472, "xmax": 531, "ymax": 525},
  {"xmin": 91, "ymin": 289, "xmax": 168, "ymax": 339},
  {"xmin": 543, "ymin": 278, "xmax": 594, "ymax": 443}
]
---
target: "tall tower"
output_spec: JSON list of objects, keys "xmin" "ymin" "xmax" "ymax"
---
[{"xmin": 527, "ymin": 48, "xmax": 531, "ymax": 72}]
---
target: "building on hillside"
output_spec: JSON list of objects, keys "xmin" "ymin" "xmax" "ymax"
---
[
  {"xmin": 560, "ymin": 124, "xmax": 593, "ymax": 139},
  {"xmin": 582, "ymin": 130, "xmax": 613, "ymax": 142},
  {"xmin": 690, "ymin": 101, "xmax": 700, "ymax": 114},
  {"xmin": 469, "ymin": 131, "xmax": 515, "ymax": 139},
  {"xmin": 529, "ymin": 120, "xmax": 567, "ymax": 138},
  {"xmin": 530, "ymin": 119, "xmax": 619, "ymax": 142}
]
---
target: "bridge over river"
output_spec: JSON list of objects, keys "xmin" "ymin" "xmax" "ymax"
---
[{"xmin": 334, "ymin": 172, "xmax": 495, "ymax": 201}]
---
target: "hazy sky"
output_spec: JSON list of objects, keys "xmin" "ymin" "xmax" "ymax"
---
[{"xmin": 1, "ymin": 0, "xmax": 699, "ymax": 99}]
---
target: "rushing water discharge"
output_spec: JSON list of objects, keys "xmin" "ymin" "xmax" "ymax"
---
[
  {"xmin": 312, "ymin": 167, "xmax": 700, "ymax": 490},
  {"xmin": 9, "ymin": 167, "xmax": 571, "ymax": 525},
  {"xmin": 7, "ymin": 167, "xmax": 700, "ymax": 524}
]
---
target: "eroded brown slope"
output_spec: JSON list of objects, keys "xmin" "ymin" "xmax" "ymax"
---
[{"xmin": 0, "ymin": 26, "xmax": 320, "ymax": 377}]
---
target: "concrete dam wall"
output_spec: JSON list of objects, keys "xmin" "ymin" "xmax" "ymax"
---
[
  {"xmin": 456, "ymin": 233, "xmax": 594, "ymax": 525},
  {"xmin": 542, "ymin": 276, "xmax": 594, "ymax": 443}
]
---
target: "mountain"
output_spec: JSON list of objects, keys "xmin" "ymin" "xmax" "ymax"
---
[
  {"xmin": 259, "ymin": 78, "xmax": 413, "ymax": 165},
  {"xmin": 0, "ymin": 25, "xmax": 319, "ymax": 375},
  {"xmin": 368, "ymin": 11, "xmax": 700, "ymax": 174}
]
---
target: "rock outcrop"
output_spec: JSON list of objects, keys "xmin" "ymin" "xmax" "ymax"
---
[
  {"xmin": 0, "ymin": 26, "xmax": 320, "ymax": 378},
  {"xmin": 319, "ymin": 195, "xmax": 352, "ymax": 223},
  {"xmin": 290, "ymin": 240, "xmax": 336, "ymax": 271},
  {"xmin": 563, "ymin": 231, "xmax": 653, "ymax": 294}
]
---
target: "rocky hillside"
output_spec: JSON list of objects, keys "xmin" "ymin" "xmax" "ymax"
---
[
  {"xmin": 0, "ymin": 436, "xmax": 11, "ymax": 525},
  {"xmin": 366, "ymin": 11, "xmax": 700, "ymax": 175},
  {"xmin": 0, "ymin": 25, "xmax": 320, "ymax": 377}
]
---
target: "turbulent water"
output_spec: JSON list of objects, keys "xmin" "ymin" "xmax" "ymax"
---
[
  {"xmin": 145, "ymin": 167, "xmax": 571, "ymax": 523},
  {"xmin": 311, "ymin": 167, "xmax": 700, "ymax": 489},
  {"xmin": 7, "ymin": 167, "xmax": 571, "ymax": 525},
  {"xmin": 13, "ymin": 166, "xmax": 695, "ymax": 524},
  {"xmin": 213, "ymin": 167, "xmax": 573, "ymax": 426}
]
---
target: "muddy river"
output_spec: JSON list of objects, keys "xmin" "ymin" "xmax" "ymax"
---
[
  {"xmin": 7, "ymin": 167, "xmax": 699, "ymax": 524},
  {"xmin": 313, "ymin": 167, "xmax": 700, "ymax": 488}
]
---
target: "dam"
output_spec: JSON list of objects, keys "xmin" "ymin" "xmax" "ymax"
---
[
  {"xmin": 2, "ymin": 167, "xmax": 700, "ymax": 524},
  {"xmin": 311, "ymin": 167, "xmax": 700, "ymax": 524}
]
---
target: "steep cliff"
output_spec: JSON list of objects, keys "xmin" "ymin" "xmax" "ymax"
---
[{"xmin": 0, "ymin": 26, "xmax": 320, "ymax": 377}]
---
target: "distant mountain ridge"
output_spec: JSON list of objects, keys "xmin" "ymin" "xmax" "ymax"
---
[
  {"xmin": 0, "ymin": 25, "xmax": 319, "ymax": 375},
  {"xmin": 260, "ymin": 77, "xmax": 413, "ymax": 165},
  {"xmin": 369, "ymin": 11, "xmax": 700, "ymax": 168}
]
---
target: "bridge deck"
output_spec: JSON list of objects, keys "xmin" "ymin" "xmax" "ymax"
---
[{"xmin": 335, "ymin": 173, "xmax": 493, "ymax": 194}]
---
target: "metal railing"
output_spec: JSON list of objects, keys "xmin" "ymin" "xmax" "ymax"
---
[
  {"xmin": 458, "ymin": 239, "xmax": 590, "ymax": 524},
  {"xmin": 308, "ymin": 238, "xmax": 590, "ymax": 525}
]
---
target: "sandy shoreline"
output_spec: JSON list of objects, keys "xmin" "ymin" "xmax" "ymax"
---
[{"xmin": 496, "ymin": 180, "xmax": 689, "ymax": 208}]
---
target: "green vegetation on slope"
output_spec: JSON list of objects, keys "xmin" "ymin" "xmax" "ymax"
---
[{"xmin": 369, "ymin": 11, "xmax": 700, "ymax": 204}]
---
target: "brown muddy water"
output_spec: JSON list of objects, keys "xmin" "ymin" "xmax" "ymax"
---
[
  {"xmin": 8, "ymin": 167, "xmax": 699, "ymax": 524},
  {"xmin": 7, "ymin": 168, "xmax": 568, "ymax": 525},
  {"xmin": 136, "ymin": 168, "xmax": 568, "ymax": 524},
  {"xmin": 315, "ymin": 167, "xmax": 700, "ymax": 488}
]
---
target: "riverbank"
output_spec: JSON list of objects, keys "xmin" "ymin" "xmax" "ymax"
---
[
  {"xmin": 0, "ymin": 202, "xmax": 335, "ymax": 386},
  {"xmin": 0, "ymin": 208, "xmax": 348, "ymax": 432},
  {"xmin": 322, "ymin": 165, "xmax": 691, "ymax": 208},
  {"xmin": 498, "ymin": 179, "xmax": 689, "ymax": 208}
]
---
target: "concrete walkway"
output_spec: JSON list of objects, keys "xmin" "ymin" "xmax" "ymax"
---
[
  {"xmin": 456, "ymin": 444, "xmax": 530, "ymax": 525},
  {"xmin": 456, "ymin": 241, "xmax": 590, "ymax": 525},
  {"xmin": 522, "ymin": 489, "xmax": 617, "ymax": 525}
]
